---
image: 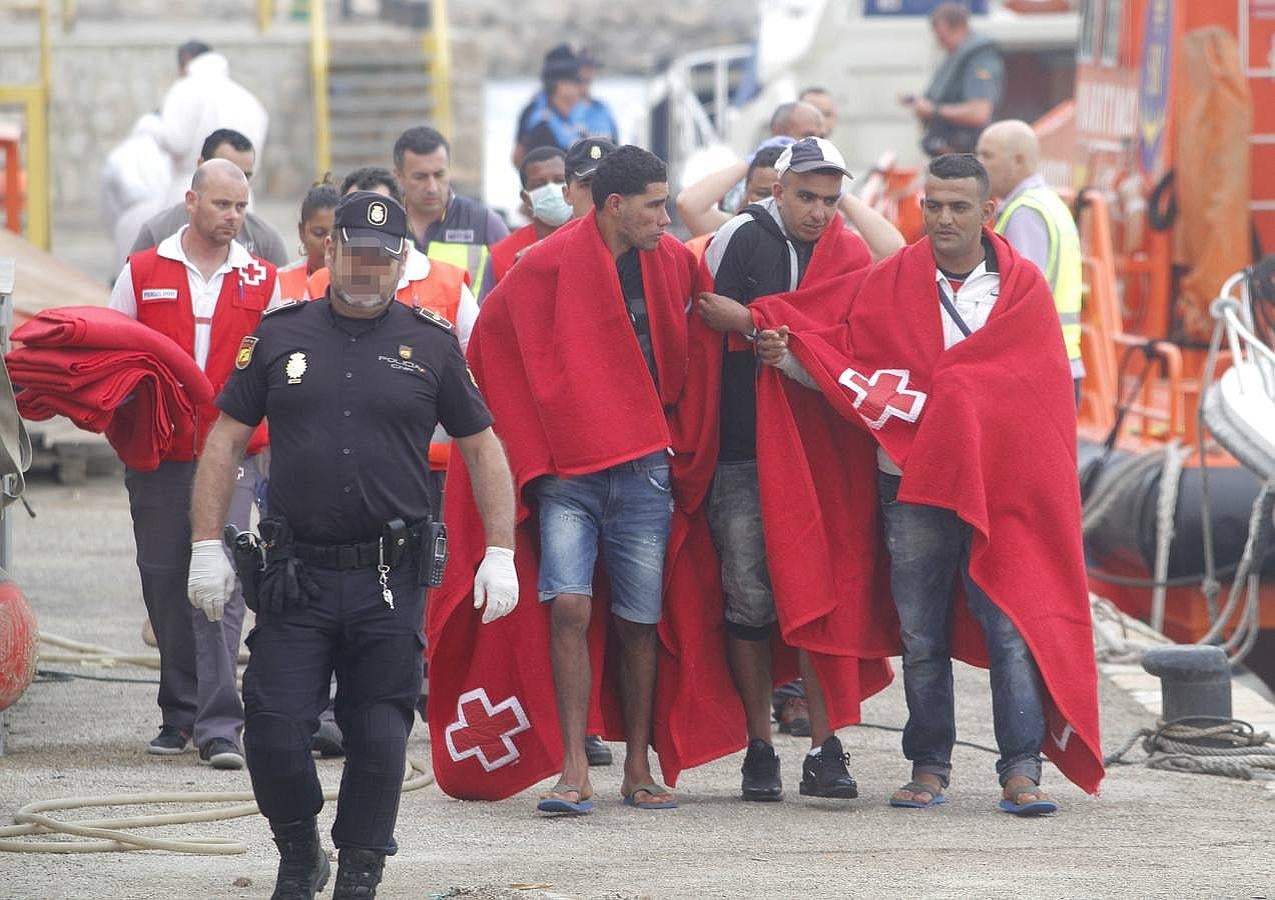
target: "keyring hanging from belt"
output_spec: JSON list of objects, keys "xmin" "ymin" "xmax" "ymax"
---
[{"xmin": 378, "ymin": 536, "xmax": 394, "ymax": 609}]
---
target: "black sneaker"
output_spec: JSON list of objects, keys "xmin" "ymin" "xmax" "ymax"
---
[
  {"xmin": 740, "ymin": 738, "xmax": 783, "ymax": 801},
  {"xmin": 332, "ymin": 847, "xmax": 385, "ymax": 899},
  {"xmin": 584, "ymin": 735, "xmax": 613, "ymax": 767},
  {"xmin": 799, "ymin": 734, "xmax": 858, "ymax": 799},
  {"xmin": 312, "ymin": 719, "xmax": 346, "ymax": 758},
  {"xmin": 198, "ymin": 737, "xmax": 245, "ymax": 770},
  {"xmin": 147, "ymin": 724, "xmax": 190, "ymax": 756}
]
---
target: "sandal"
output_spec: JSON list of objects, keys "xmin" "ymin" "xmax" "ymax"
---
[
  {"xmin": 999, "ymin": 786, "xmax": 1058, "ymax": 816},
  {"xmin": 889, "ymin": 780, "xmax": 946, "ymax": 809},
  {"xmin": 621, "ymin": 782, "xmax": 677, "ymax": 810},
  {"xmin": 536, "ymin": 783, "xmax": 593, "ymax": 815}
]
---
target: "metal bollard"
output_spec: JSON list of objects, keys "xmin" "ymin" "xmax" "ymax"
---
[{"xmin": 1141, "ymin": 645, "xmax": 1232, "ymax": 724}]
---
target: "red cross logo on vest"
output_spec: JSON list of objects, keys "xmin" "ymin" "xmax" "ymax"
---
[
  {"xmin": 837, "ymin": 367, "xmax": 926, "ymax": 430},
  {"xmin": 444, "ymin": 688, "xmax": 531, "ymax": 772},
  {"xmin": 239, "ymin": 259, "xmax": 268, "ymax": 287}
]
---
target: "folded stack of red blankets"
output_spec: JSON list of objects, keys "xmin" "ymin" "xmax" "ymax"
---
[{"xmin": 6, "ymin": 306, "xmax": 211, "ymax": 471}]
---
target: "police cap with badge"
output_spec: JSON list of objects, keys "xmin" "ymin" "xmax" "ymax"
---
[
  {"xmin": 334, "ymin": 190, "xmax": 409, "ymax": 256},
  {"xmin": 564, "ymin": 137, "xmax": 616, "ymax": 183}
]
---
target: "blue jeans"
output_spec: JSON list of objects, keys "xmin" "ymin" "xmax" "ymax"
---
[
  {"xmin": 534, "ymin": 451, "xmax": 674, "ymax": 625},
  {"xmin": 877, "ymin": 472, "xmax": 1046, "ymax": 786}
]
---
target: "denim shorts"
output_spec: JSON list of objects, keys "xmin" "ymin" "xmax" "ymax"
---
[
  {"xmin": 706, "ymin": 459, "xmax": 776, "ymax": 636},
  {"xmin": 533, "ymin": 450, "xmax": 674, "ymax": 625}
]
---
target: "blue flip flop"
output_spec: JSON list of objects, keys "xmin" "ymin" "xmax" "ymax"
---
[
  {"xmin": 999, "ymin": 788, "xmax": 1058, "ymax": 816},
  {"xmin": 622, "ymin": 783, "xmax": 678, "ymax": 810},
  {"xmin": 889, "ymin": 781, "xmax": 947, "ymax": 809},
  {"xmin": 536, "ymin": 784, "xmax": 593, "ymax": 816}
]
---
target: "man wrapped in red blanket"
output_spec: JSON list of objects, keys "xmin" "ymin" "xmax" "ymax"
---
[
  {"xmin": 429, "ymin": 147, "xmax": 730, "ymax": 812},
  {"xmin": 688, "ymin": 136, "xmax": 902, "ymax": 803},
  {"xmin": 752, "ymin": 154, "xmax": 1103, "ymax": 813}
]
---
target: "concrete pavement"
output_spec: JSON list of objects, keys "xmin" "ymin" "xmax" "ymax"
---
[{"xmin": 1, "ymin": 475, "xmax": 1273, "ymax": 899}]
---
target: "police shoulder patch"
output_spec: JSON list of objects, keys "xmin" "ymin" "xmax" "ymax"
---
[
  {"xmin": 235, "ymin": 336, "xmax": 258, "ymax": 370},
  {"xmin": 262, "ymin": 300, "xmax": 306, "ymax": 317},
  {"xmin": 413, "ymin": 306, "xmax": 454, "ymax": 332}
]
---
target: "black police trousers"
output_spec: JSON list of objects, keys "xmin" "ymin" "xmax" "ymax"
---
[{"xmin": 242, "ymin": 557, "xmax": 423, "ymax": 853}]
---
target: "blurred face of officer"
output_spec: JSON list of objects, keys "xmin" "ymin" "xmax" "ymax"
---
[
  {"xmin": 185, "ymin": 169, "xmax": 249, "ymax": 247},
  {"xmin": 326, "ymin": 234, "xmax": 405, "ymax": 313},
  {"xmin": 922, "ymin": 175, "xmax": 994, "ymax": 261},
  {"xmin": 773, "ymin": 170, "xmax": 842, "ymax": 243},
  {"xmin": 603, "ymin": 182, "xmax": 670, "ymax": 252},
  {"xmin": 396, "ymin": 147, "xmax": 450, "ymax": 218}
]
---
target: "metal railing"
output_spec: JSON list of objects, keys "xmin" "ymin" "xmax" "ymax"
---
[
  {"xmin": 0, "ymin": 1, "xmax": 51, "ymax": 249},
  {"xmin": 649, "ymin": 43, "xmax": 752, "ymax": 186},
  {"xmin": 2, "ymin": 0, "xmax": 452, "ymax": 235},
  {"xmin": 423, "ymin": 0, "xmax": 452, "ymax": 140},
  {"xmin": 308, "ymin": 0, "xmax": 331, "ymax": 176}
]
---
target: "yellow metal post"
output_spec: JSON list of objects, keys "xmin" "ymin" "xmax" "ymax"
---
[
  {"xmin": 61, "ymin": 0, "xmax": 76, "ymax": 32},
  {"xmin": 425, "ymin": 0, "xmax": 453, "ymax": 138},
  {"xmin": 310, "ymin": 0, "xmax": 330, "ymax": 176},
  {"xmin": 257, "ymin": 0, "xmax": 273, "ymax": 32}
]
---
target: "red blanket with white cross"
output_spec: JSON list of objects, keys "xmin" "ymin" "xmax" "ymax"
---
[
  {"xmin": 749, "ymin": 231, "xmax": 1104, "ymax": 794},
  {"xmin": 426, "ymin": 215, "xmax": 751, "ymax": 800}
]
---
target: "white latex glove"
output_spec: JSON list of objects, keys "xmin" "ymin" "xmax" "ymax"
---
[
  {"xmin": 472, "ymin": 546, "xmax": 518, "ymax": 624},
  {"xmin": 188, "ymin": 540, "xmax": 235, "ymax": 622}
]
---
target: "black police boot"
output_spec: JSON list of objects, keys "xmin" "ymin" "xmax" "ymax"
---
[
  {"xmin": 268, "ymin": 817, "xmax": 330, "ymax": 900},
  {"xmin": 799, "ymin": 734, "xmax": 859, "ymax": 799},
  {"xmin": 332, "ymin": 848, "xmax": 386, "ymax": 899},
  {"xmin": 740, "ymin": 738, "xmax": 783, "ymax": 801}
]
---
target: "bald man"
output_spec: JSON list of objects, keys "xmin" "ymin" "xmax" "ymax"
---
[
  {"xmin": 976, "ymin": 122, "xmax": 1085, "ymax": 398},
  {"xmin": 110, "ymin": 156, "xmax": 281, "ymax": 769},
  {"xmin": 770, "ymin": 100, "xmax": 826, "ymax": 140}
]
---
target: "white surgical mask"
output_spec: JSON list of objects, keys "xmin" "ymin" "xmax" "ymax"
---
[{"xmin": 528, "ymin": 182, "xmax": 572, "ymax": 228}]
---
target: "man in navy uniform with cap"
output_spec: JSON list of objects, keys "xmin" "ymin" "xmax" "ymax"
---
[{"xmin": 187, "ymin": 191, "xmax": 518, "ymax": 899}]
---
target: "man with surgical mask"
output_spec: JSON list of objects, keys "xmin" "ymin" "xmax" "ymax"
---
[{"xmin": 479, "ymin": 146, "xmax": 572, "ymax": 301}]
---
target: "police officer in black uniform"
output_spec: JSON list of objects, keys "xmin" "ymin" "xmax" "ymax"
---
[{"xmin": 187, "ymin": 191, "xmax": 518, "ymax": 900}]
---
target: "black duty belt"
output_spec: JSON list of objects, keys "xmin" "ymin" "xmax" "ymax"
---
[{"xmin": 292, "ymin": 521, "xmax": 427, "ymax": 571}]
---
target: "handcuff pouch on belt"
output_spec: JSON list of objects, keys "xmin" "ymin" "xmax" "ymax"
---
[
  {"xmin": 225, "ymin": 524, "xmax": 264, "ymax": 613},
  {"xmin": 253, "ymin": 517, "xmax": 321, "ymax": 614}
]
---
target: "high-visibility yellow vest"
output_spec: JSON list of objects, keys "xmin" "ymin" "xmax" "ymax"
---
[
  {"xmin": 427, "ymin": 240, "xmax": 490, "ymax": 298},
  {"xmin": 995, "ymin": 187, "xmax": 1083, "ymax": 364}
]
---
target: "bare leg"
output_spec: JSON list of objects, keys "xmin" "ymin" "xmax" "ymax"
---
[
  {"xmin": 727, "ymin": 636, "xmax": 774, "ymax": 742},
  {"xmin": 547, "ymin": 593, "xmax": 593, "ymax": 801},
  {"xmin": 799, "ymin": 650, "xmax": 832, "ymax": 747},
  {"xmin": 614, "ymin": 617, "xmax": 673, "ymax": 803}
]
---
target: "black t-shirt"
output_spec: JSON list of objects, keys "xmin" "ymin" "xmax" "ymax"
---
[
  {"xmin": 708, "ymin": 207, "xmax": 815, "ymax": 462},
  {"xmin": 217, "ymin": 298, "xmax": 493, "ymax": 543},
  {"xmin": 617, "ymin": 248, "xmax": 659, "ymax": 390}
]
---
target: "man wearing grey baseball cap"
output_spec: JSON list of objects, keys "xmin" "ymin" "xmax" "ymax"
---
[{"xmin": 690, "ymin": 135, "xmax": 894, "ymax": 806}]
